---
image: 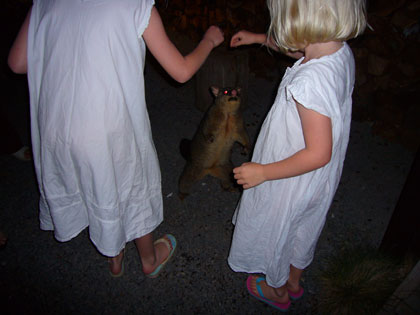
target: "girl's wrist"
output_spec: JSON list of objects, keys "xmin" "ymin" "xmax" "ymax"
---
[
  {"xmin": 254, "ymin": 33, "xmax": 267, "ymax": 45},
  {"xmin": 260, "ymin": 163, "xmax": 269, "ymax": 182},
  {"xmin": 201, "ymin": 37, "xmax": 215, "ymax": 49}
]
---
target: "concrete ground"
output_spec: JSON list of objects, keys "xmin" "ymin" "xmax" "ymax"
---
[{"xmin": 0, "ymin": 52, "xmax": 417, "ymax": 314}]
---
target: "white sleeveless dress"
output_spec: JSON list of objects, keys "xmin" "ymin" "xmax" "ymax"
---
[{"xmin": 27, "ymin": 0, "xmax": 162, "ymax": 256}]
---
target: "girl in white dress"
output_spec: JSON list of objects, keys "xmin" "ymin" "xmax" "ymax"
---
[
  {"xmin": 8, "ymin": 0, "xmax": 223, "ymax": 278},
  {"xmin": 228, "ymin": 0, "xmax": 367, "ymax": 311}
]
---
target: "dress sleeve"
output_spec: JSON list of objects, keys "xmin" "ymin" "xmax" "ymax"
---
[
  {"xmin": 135, "ymin": 0, "xmax": 155, "ymax": 37},
  {"xmin": 286, "ymin": 65, "xmax": 335, "ymax": 118}
]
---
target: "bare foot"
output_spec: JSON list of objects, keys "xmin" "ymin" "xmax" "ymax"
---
[
  {"xmin": 248, "ymin": 275, "xmax": 289, "ymax": 304},
  {"xmin": 108, "ymin": 250, "xmax": 124, "ymax": 276},
  {"xmin": 142, "ymin": 235, "xmax": 173, "ymax": 275}
]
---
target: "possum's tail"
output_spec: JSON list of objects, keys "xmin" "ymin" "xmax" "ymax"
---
[{"xmin": 179, "ymin": 138, "xmax": 191, "ymax": 160}]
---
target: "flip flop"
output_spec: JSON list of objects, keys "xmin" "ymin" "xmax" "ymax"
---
[
  {"xmin": 288, "ymin": 286, "xmax": 304, "ymax": 300},
  {"xmin": 108, "ymin": 250, "xmax": 125, "ymax": 278},
  {"xmin": 246, "ymin": 275, "xmax": 291, "ymax": 312},
  {"xmin": 145, "ymin": 234, "xmax": 177, "ymax": 278}
]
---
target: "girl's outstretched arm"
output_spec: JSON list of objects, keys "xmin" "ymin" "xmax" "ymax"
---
[
  {"xmin": 230, "ymin": 30, "xmax": 303, "ymax": 59},
  {"xmin": 234, "ymin": 100, "xmax": 332, "ymax": 189},
  {"xmin": 230, "ymin": 30, "xmax": 267, "ymax": 48},
  {"xmin": 143, "ymin": 7, "xmax": 224, "ymax": 83},
  {"xmin": 8, "ymin": 7, "xmax": 31, "ymax": 74}
]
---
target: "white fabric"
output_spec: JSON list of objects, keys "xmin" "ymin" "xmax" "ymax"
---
[
  {"xmin": 27, "ymin": 0, "xmax": 162, "ymax": 257},
  {"xmin": 228, "ymin": 43, "xmax": 355, "ymax": 287}
]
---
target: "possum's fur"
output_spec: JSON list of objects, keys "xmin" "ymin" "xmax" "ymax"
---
[{"xmin": 178, "ymin": 86, "xmax": 250, "ymax": 199}]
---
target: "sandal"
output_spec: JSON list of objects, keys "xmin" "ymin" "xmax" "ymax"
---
[
  {"xmin": 288, "ymin": 286, "xmax": 304, "ymax": 300},
  {"xmin": 145, "ymin": 234, "xmax": 177, "ymax": 278},
  {"xmin": 246, "ymin": 276, "xmax": 291, "ymax": 312}
]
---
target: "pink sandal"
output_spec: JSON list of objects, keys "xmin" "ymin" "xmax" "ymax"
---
[
  {"xmin": 246, "ymin": 276, "xmax": 291, "ymax": 312},
  {"xmin": 288, "ymin": 287, "xmax": 304, "ymax": 300}
]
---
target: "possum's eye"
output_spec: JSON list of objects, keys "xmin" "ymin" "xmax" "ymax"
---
[{"xmin": 224, "ymin": 90, "xmax": 228, "ymax": 94}]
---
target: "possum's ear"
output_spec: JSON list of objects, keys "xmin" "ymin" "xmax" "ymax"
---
[
  {"xmin": 236, "ymin": 87, "xmax": 241, "ymax": 94},
  {"xmin": 210, "ymin": 86, "xmax": 219, "ymax": 96}
]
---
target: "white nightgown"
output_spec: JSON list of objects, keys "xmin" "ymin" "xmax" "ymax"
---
[
  {"xmin": 27, "ymin": 0, "xmax": 162, "ymax": 257},
  {"xmin": 228, "ymin": 43, "xmax": 355, "ymax": 288}
]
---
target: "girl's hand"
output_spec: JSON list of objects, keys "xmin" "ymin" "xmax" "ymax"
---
[
  {"xmin": 230, "ymin": 30, "xmax": 258, "ymax": 47},
  {"xmin": 233, "ymin": 162, "xmax": 266, "ymax": 189},
  {"xmin": 144, "ymin": 8, "xmax": 224, "ymax": 83},
  {"xmin": 203, "ymin": 25, "xmax": 224, "ymax": 48}
]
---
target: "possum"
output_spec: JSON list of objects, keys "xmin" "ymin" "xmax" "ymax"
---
[{"xmin": 178, "ymin": 86, "xmax": 250, "ymax": 200}]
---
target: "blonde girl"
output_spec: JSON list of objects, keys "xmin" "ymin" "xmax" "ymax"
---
[{"xmin": 228, "ymin": 0, "xmax": 367, "ymax": 311}]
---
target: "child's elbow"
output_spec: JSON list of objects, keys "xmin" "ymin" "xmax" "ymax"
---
[
  {"xmin": 320, "ymin": 156, "xmax": 331, "ymax": 168},
  {"xmin": 318, "ymin": 149, "xmax": 332, "ymax": 168},
  {"xmin": 174, "ymin": 76, "xmax": 189, "ymax": 84},
  {"xmin": 8, "ymin": 56, "xmax": 27, "ymax": 74},
  {"xmin": 309, "ymin": 146, "xmax": 332, "ymax": 170},
  {"xmin": 172, "ymin": 69, "xmax": 192, "ymax": 84}
]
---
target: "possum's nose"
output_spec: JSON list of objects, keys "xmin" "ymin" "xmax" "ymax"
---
[{"xmin": 231, "ymin": 89, "xmax": 237, "ymax": 96}]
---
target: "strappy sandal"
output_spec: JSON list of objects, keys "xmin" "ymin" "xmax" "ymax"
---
[{"xmin": 145, "ymin": 234, "xmax": 177, "ymax": 278}]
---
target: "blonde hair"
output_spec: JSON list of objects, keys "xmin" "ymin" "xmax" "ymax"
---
[{"xmin": 267, "ymin": 0, "xmax": 367, "ymax": 52}]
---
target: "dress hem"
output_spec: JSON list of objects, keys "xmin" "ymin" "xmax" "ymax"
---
[
  {"xmin": 91, "ymin": 218, "xmax": 163, "ymax": 257},
  {"xmin": 228, "ymin": 261, "xmax": 289, "ymax": 288}
]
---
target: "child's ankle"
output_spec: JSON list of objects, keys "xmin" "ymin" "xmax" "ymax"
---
[
  {"xmin": 286, "ymin": 281, "xmax": 301, "ymax": 292},
  {"xmin": 141, "ymin": 256, "xmax": 157, "ymax": 272},
  {"xmin": 274, "ymin": 286, "xmax": 289, "ymax": 299}
]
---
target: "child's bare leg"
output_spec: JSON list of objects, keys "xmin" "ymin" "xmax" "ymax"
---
[
  {"xmin": 287, "ymin": 264, "xmax": 304, "ymax": 292},
  {"xmin": 134, "ymin": 232, "xmax": 171, "ymax": 274},
  {"xmin": 109, "ymin": 249, "xmax": 124, "ymax": 275},
  {"xmin": 248, "ymin": 275, "xmax": 290, "ymax": 303}
]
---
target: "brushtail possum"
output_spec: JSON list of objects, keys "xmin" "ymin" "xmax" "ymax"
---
[{"xmin": 179, "ymin": 86, "xmax": 250, "ymax": 200}]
